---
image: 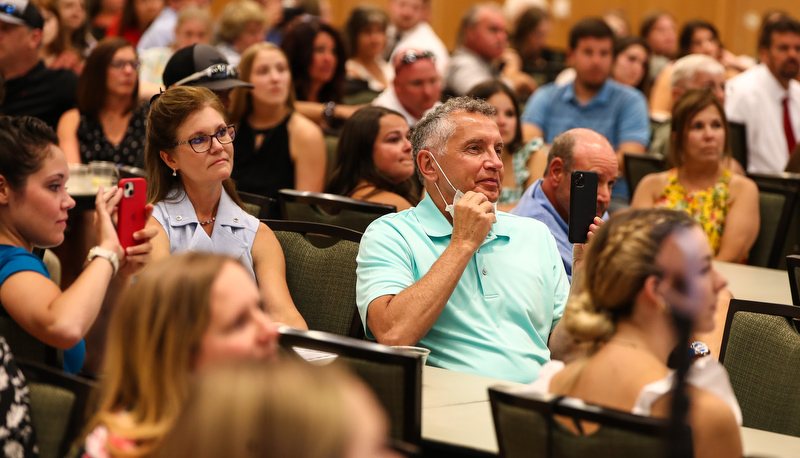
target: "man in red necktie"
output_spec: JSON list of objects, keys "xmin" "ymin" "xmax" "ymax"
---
[{"xmin": 725, "ymin": 15, "xmax": 800, "ymax": 174}]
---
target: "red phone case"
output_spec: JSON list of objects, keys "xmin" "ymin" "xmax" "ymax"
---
[{"xmin": 117, "ymin": 178, "xmax": 147, "ymax": 249}]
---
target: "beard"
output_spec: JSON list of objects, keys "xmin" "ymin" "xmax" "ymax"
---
[{"xmin": 779, "ymin": 59, "xmax": 800, "ymax": 80}]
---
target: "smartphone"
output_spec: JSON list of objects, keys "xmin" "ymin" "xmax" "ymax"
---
[
  {"xmin": 117, "ymin": 178, "xmax": 147, "ymax": 249},
  {"xmin": 568, "ymin": 170, "xmax": 598, "ymax": 244}
]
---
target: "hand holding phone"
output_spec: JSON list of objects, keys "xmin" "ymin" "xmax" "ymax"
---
[
  {"xmin": 568, "ymin": 171, "xmax": 598, "ymax": 244},
  {"xmin": 116, "ymin": 178, "xmax": 147, "ymax": 249}
]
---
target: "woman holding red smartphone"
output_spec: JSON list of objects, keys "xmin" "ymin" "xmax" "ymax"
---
[
  {"xmin": 144, "ymin": 86, "xmax": 307, "ymax": 329},
  {"xmin": 0, "ymin": 116, "xmax": 156, "ymax": 376}
]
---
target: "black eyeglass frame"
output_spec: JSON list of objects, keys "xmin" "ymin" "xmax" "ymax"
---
[{"xmin": 170, "ymin": 124, "xmax": 237, "ymax": 153}]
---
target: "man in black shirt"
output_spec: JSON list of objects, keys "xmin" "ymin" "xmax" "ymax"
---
[{"xmin": 0, "ymin": 0, "xmax": 77, "ymax": 129}]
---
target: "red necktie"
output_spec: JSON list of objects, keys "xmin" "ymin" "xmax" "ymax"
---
[{"xmin": 783, "ymin": 97, "xmax": 796, "ymax": 155}]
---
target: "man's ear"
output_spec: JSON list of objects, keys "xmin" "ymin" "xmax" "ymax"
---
[
  {"xmin": 28, "ymin": 27, "xmax": 43, "ymax": 50},
  {"xmin": 548, "ymin": 157, "xmax": 565, "ymax": 185},
  {"xmin": 0, "ymin": 175, "xmax": 11, "ymax": 205},
  {"xmin": 417, "ymin": 150, "xmax": 439, "ymax": 182},
  {"xmin": 758, "ymin": 46, "xmax": 768, "ymax": 65},
  {"xmin": 159, "ymin": 150, "xmax": 177, "ymax": 169},
  {"xmin": 671, "ymin": 86, "xmax": 683, "ymax": 104}
]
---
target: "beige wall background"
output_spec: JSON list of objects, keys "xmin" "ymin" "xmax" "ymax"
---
[{"xmin": 322, "ymin": 0, "xmax": 800, "ymax": 58}]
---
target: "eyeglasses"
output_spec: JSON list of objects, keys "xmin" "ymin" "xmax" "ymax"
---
[
  {"xmin": 170, "ymin": 63, "xmax": 240, "ymax": 88},
  {"xmin": 172, "ymin": 125, "xmax": 236, "ymax": 153},
  {"xmin": 395, "ymin": 50, "xmax": 435, "ymax": 71},
  {"xmin": 109, "ymin": 59, "xmax": 140, "ymax": 70}
]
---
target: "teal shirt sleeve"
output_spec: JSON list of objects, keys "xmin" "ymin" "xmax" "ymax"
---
[
  {"xmin": 356, "ymin": 216, "xmax": 416, "ymax": 340},
  {"xmin": 546, "ymin": 229, "xmax": 570, "ymax": 332}
]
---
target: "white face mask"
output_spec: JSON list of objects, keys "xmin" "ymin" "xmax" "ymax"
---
[{"xmin": 429, "ymin": 153, "xmax": 496, "ymax": 219}]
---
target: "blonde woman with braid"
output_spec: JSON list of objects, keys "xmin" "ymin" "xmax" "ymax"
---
[{"xmin": 523, "ymin": 209, "xmax": 742, "ymax": 458}]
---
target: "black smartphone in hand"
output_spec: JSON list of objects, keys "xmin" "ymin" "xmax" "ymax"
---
[{"xmin": 568, "ymin": 170, "xmax": 597, "ymax": 244}]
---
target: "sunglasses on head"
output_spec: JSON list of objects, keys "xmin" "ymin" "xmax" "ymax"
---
[
  {"xmin": 395, "ymin": 50, "xmax": 435, "ymax": 71},
  {"xmin": 170, "ymin": 63, "xmax": 240, "ymax": 88},
  {"xmin": 0, "ymin": 3, "xmax": 25, "ymax": 22}
]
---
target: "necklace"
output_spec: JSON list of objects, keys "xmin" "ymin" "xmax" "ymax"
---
[{"xmin": 199, "ymin": 216, "xmax": 215, "ymax": 226}]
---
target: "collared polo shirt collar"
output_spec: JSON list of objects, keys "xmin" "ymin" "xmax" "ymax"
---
[
  {"xmin": 414, "ymin": 192, "xmax": 509, "ymax": 241},
  {"xmin": 164, "ymin": 187, "xmax": 247, "ymax": 230},
  {"xmin": 561, "ymin": 79, "xmax": 612, "ymax": 107},
  {"xmin": 532, "ymin": 180, "xmax": 568, "ymax": 233}
]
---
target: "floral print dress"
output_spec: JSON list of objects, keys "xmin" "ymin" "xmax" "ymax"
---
[
  {"xmin": 655, "ymin": 169, "xmax": 731, "ymax": 254},
  {"xmin": 498, "ymin": 137, "xmax": 544, "ymax": 206},
  {"xmin": 0, "ymin": 336, "xmax": 38, "ymax": 458}
]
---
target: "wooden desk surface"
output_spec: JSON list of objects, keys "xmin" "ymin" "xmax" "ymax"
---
[
  {"xmin": 421, "ymin": 366, "xmax": 800, "ymax": 457},
  {"xmin": 715, "ymin": 261, "xmax": 791, "ymax": 305}
]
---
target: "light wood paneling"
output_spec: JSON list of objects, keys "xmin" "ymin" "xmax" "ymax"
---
[{"xmin": 324, "ymin": 0, "xmax": 800, "ymax": 58}]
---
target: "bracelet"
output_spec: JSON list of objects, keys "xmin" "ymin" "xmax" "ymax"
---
[
  {"xmin": 323, "ymin": 101, "xmax": 336, "ymax": 122},
  {"xmin": 84, "ymin": 246, "xmax": 119, "ymax": 276}
]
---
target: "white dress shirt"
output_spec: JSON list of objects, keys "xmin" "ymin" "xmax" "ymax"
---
[
  {"xmin": 387, "ymin": 22, "xmax": 450, "ymax": 77},
  {"xmin": 725, "ymin": 63, "xmax": 800, "ymax": 174}
]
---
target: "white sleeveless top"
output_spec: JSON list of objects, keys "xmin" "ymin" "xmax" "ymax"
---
[{"xmin": 523, "ymin": 357, "xmax": 742, "ymax": 425}]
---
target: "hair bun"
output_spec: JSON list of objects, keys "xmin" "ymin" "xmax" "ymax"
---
[{"xmin": 562, "ymin": 291, "xmax": 615, "ymax": 343}]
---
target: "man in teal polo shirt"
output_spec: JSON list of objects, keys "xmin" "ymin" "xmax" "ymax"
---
[{"xmin": 356, "ymin": 97, "xmax": 575, "ymax": 383}]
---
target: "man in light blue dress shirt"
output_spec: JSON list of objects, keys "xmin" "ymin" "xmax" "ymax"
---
[{"xmin": 511, "ymin": 128, "xmax": 618, "ymax": 282}]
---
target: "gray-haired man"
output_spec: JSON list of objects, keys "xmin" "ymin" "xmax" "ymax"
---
[{"xmin": 355, "ymin": 97, "xmax": 573, "ymax": 383}]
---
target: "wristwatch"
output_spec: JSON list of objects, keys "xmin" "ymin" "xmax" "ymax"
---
[
  {"xmin": 84, "ymin": 246, "xmax": 119, "ymax": 276},
  {"xmin": 690, "ymin": 341, "xmax": 710, "ymax": 357}
]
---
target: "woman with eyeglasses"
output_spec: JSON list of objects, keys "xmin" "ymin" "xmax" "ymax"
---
[
  {"xmin": 57, "ymin": 37, "xmax": 148, "ymax": 167},
  {"xmin": 144, "ymin": 85, "xmax": 307, "ymax": 329}
]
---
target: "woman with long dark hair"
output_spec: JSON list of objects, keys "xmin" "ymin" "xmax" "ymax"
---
[
  {"xmin": 104, "ymin": 0, "xmax": 162, "ymax": 46},
  {"xmin": 281, "ymin": 15, "xmax": 359, "ymax": 130},
  {"xmin": 326, "ymin": 106, "xmax": 418, "ymax": 210}
]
